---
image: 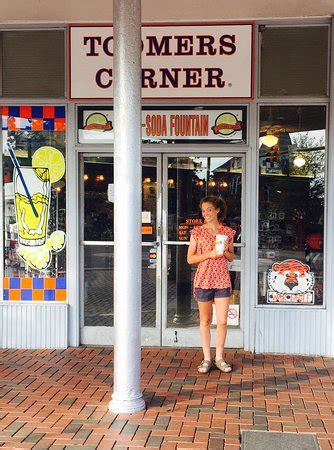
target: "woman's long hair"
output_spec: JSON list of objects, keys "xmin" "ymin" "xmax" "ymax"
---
[{"xmin": 200, "ymin": 195, "xmax": 227, "ymax": 223}]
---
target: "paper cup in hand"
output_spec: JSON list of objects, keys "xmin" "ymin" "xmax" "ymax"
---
[{"xmin": 215, "ymin": 234, "xmax": 228, "ymax": 254}]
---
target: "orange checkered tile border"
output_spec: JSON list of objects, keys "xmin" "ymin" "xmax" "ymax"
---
[{"xmin": 3, "ymin": 277, "xmax": 67, "ymax": 302}]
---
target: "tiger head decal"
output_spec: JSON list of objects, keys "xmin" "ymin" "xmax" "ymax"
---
[{"xmin": 267, "ymin": 259, "xmax": 315, "ymax": 294}]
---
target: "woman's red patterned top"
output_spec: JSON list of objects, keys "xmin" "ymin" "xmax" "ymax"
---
[{"xmin": 190, "ymin": 224, "xmax": 236, "ymax": 294}]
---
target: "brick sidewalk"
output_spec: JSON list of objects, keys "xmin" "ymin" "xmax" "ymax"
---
[{"xmin": 0, "ymin": 348, "xmax": 333, "ymax": 449}]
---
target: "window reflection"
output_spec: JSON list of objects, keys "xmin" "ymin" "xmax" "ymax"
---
[
  {"xmin": 258, "ymin": 106, "xmax": 326, "ymax": 305},
  {"xmin": 83, "ymin": 157, "xmax": 157, "ymax": 242},
  {"xmin": 84, "ymin": 246, "xmax": 156, "ymax": 327},
  {"xmin": 167, "ymin": 156, "xmax": 242, "ymax": 328},
  {"xmin": 167, "ymin": 157, "xmax": 242, "ymax": 242},
  {"xmin": 84, "ymin": 157, "xmax": 114, "ymax": 241},
  {"xmin": 83, "ymin": 157, "xmax": 158, "ymax": 327}
]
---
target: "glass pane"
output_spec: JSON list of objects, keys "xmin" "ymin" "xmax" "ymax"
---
[
  {"xmin": 167, "ymin": 244, "xmax": 198, "ymax": 327},
  {"xmin": 83, "ymin": 157, "xmax": 157, "ymax": 327},
  {"xmin": 142, "ymin": 247, "xmax": 157, "ymax": 326},
  {"xmin": 167, "ymin": 156, "xmax": 242, "ymax": 241},
  {"xmin": 84, "ymin": 245, "xmax": 156, "ymax": 327},
  {"xmin": 258, "ymin": 106, "xmax": 326, "ymax": 305},
  {"xmin": 2, "ymin": 106, "xmax": 67, "ymax": 301},
  {"xmin": 84, "ymin": 157, "xmax": 114, "ymax": 241},
  {"xmin": 84, "ymin": 157, "xmax": 157, "ymax": 241},
  {"xmin": 84, "ymin": 246, "xmax": 114, "ymax": 326},
  {"xmin": 142, "ymin": 157, "xmax": 157, "ymax": 243},
  {"xmin": 260, "ymin": 26, "xmax": 328, "ymax": 96},
  {"xmin": 166, "ymin": 156, "xmax": 242, "ymax": 328},
  {"xmin": 2, "ymin": 31, "xmax": 65, "ymax": 97}
]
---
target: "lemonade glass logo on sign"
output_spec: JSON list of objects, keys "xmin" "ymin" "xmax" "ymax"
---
[
  {"xmin": 84, "ymin": 112, "xmax": 113, "ymax": 132},
  {"xmin": 211, "ymin": 113, "xmax": 242, "ymax": 137}
]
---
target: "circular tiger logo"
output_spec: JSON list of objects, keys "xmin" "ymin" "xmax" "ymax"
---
[{"xmin": 268, "ymin": 259, "xmax": 315, "ymax": 294}]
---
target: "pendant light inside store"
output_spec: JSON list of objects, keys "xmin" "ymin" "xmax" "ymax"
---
[
  {"xmin": 262, "ymin": 133, "xmax": 278, "ymax": 148},
  {"xmin": 293, "ymin": 155, "xmax": 306, "ymax": 168}
]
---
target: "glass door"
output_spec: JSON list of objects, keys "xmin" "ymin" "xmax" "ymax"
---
[
  {"xmin": 80, "ymin": 155, "xmax": 161, "ymax": 346},
  {"xmin": 162, "ymin": 155, "xmax": 244, "ymax": 347}
]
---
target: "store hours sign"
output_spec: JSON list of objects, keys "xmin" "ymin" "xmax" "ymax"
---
[{"xmin": 69, "ymin": 24, "xmax": 253, "ymax": 99}]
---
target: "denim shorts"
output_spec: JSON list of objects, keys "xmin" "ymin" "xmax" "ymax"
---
[{"xmin": 195, "ymin": 287, "xmax": 231, "ymax": 302}]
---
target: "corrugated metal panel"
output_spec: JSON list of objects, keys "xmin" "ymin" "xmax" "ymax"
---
[
  {"xmin": 255, "ymin": 309, "xmax": 332, "ymax": 356},
  {"xmin": 0, "ymin": 303, "xmax": 68, "ymax": 349}
]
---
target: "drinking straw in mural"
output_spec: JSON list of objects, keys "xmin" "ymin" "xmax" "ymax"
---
[
  {"xmin": 267, "ymin": 259, "xmax": 315, "ymax": 304},
  {"xmin": 7, "ymin": 142, "xmax": 66, "ymax": 271}
]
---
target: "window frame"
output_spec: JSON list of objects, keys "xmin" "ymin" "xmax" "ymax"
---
[{"xmin": 256, "ymin": 101, "xmax": 329, "ymax": 310}]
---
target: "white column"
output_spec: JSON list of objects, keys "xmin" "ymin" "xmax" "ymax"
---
[{"xmin": 109, "ymin": 0, "xmax": 145, "ymax": 414}]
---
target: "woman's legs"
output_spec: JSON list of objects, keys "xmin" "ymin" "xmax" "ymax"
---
[
  {"xmin": 214, "ymin": 297, "xmax": 230, "ymax": 361},
  {"xmin": 197, "ymin": 301, "xmax": 213, "ymax": 361}
]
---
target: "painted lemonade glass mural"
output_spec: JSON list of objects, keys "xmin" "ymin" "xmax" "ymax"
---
[{"xmin": 2, "ymin": 106, "xmax": 66, "ymax": 302}]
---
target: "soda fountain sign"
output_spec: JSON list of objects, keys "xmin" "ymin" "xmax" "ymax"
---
[
  {"xmin": 77, "ymin": 107, "xmax": 246, "ymax": 143},
  {"xmin": 70, "ymin": 24, "xmax": 253, "ymax": 99}
]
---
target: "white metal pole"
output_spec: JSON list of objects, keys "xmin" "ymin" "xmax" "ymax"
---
[{"xmin": 109, "ymin": 0, "xmax": 145, "ymax": 413}]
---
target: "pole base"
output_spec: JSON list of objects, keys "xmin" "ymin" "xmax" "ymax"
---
[{"xmin": 109, "ymin": 396, "xmax": 146, "ymax": 414}]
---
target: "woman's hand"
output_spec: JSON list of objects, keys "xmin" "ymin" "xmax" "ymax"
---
[
  {"xmin": 208, "ymin": 249, "xmax": 223, "ymax": 259},
  {"xmin": 223, "ymin": 241, "xmax": 235, "ymax": 262},
  {"xmin": 188, "ymin": 236, "xmax": 222, "ymax": 264}
]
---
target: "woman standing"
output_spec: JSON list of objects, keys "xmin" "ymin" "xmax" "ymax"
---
[{"xmin": 187, "ymin": 195, "xmax": 235, "ymax": 374}]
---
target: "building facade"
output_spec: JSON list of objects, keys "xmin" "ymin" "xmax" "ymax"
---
[{"xmin": 0, "ymin": 1, "xmax": 334, "ymax": 356}]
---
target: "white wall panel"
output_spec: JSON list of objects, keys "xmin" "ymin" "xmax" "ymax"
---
[
  {"xmin": 254, "ymin": 309, "xmax": 333, "ymax": 356},
  {"xmin": 0, "ymin": 303, "xmax": 67, "ymax": 349},
  {"xmin": 0, "ymin": 0, "xmax": 333, "ymax": 24}
]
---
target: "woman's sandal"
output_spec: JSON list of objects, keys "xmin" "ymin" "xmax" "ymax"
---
[
  {"xmin": 215, "ymin": 359, "xmax": 233, "ymax": 373},
  {"xmin": 197, "ymin": 360, "xmax": 212, "ymax": 374}
]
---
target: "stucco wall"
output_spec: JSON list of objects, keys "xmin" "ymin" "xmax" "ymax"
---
[{"xmin": 0, "ymin": 0, "xmax": 333, "ymax": 24}]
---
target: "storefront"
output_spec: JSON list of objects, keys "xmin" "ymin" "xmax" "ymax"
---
[{"xmin": 0, "ymin": 16, "xmax": 333, "ymax": 356}]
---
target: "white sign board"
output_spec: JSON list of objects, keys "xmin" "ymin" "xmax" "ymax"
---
[
  {"xmin": 141, "ymin": 211, "xmax": 151, "ymax": 223},
  {"xmin": 267, "ymin": 259, "xmax": 315, "ymax": 305},
  {"xmin": 70, "ymin": 24, "xmax": 253, "ymax": 99},
  {"xmin": 78, "ymin": 108, "xmax": 246, "ymax": 143},
  {"xmin": 212, "ymin": 304, "xmax": 239, "ymax": 326},
  {"xmin": 107, "ymin": 183, "xmax": 114, "ymax": 202}
]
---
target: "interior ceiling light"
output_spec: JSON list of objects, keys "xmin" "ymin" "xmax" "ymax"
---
[
  {"xmin": 262, "ymin": 134, "xmax": 279, "ymax": 148},
  {"xmin": 293, "ymin": 156, "xmax": 306, "ymax": 168}
]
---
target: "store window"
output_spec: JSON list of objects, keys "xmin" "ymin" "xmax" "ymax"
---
[
  {"xmin": 260, "ymin": 26, "xmax": 328, "ymax": 97},
  {"xmin": 1, "ymin": 30, "xmax": 65, "ymax": 97},
  {"xmin": 258, "ymin": 106, "xmax": 326, "ymax": 306},
  {"xmin": 2, "ymin": 106, "xmax": 67, "ymax": 301}
]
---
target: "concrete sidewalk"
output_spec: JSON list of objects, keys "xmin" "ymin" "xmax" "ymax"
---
[{"xmin": 0, "ymin": 348, "xmax": 333, "ymax": 449}]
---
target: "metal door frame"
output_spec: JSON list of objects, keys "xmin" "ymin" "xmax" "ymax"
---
[
  {"xmin": 161, "ymin": 152, "xmax": 247, "ymax": 348},
  {"xmin": 79, "ymin": 152, "xmax": 163, "ymax": 346}
]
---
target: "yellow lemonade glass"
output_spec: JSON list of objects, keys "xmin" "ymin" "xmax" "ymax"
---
[{"xmin": 14, "ymin": 167, "xmax": 51, "ymax": 246}]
